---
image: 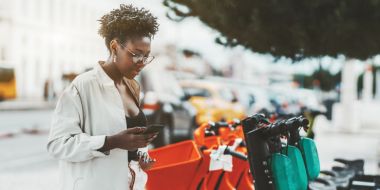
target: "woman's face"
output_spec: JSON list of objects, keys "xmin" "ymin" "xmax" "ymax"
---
[{"xmin": 114, "ymin": 36, "xmax": 151, "ymax": 79}]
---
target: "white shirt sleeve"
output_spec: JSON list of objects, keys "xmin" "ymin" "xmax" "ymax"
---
[{"xmin": 46, "ymin": 84, "xmax": 108, "ymax": 162}]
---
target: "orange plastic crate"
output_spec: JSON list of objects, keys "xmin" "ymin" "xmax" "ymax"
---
[
  {"xmin": 203, "ymin": 136, "xmax": 221, "ymax": 148},
  {"xmin": 146, "ymin": 140, "xmax": 202, "ymax": 190}
]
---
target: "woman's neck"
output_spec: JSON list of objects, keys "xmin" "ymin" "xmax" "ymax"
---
[{"xmin": 102, "ymin": 59, "xmax": 124, "ymax": 85}]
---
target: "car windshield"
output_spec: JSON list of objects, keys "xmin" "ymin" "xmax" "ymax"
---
[{"xmin": 183, "ymin": 87, "xmax": 211, "ymax": 98}]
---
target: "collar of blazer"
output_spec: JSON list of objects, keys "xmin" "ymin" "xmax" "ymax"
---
[{"xmin": 96, "ymin": 61, "xmax": 141, "ymax": 106}]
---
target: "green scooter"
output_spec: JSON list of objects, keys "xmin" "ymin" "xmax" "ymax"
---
[{"xmin": 242, "ymin": 115, "xmax": 320, "ymax": 190}]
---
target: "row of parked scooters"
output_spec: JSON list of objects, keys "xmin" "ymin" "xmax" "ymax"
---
[
  {"xmin": 309, "ymin": 158, "xmax": 380, "ymax": 190},
  {"xmin": 145, "ymin": 113, "xmax": 380, "ymax": 190}
]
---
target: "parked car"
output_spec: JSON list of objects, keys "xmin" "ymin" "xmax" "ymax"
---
[
  {"xmin": 179, "ymin": 79, "xmax": 246, "ymax": 125},
  {"xmin": 139, "ymin": 66, "xmax": 197, "ymax": 148},
  {"xmin": 237, "ymin": 87, "xmax": 276, "ymax": 116},
  {"xmin": 0, "ymin": 66, "xmax": 16, "ymax": 101},
  {"xmin": 204, "ymin": 77, "xmax": 276, "ymax": 116}
]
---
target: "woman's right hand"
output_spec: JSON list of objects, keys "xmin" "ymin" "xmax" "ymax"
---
[{"xmin": 108, "ymin": 127, "xmax": 158, "ymax": 151}]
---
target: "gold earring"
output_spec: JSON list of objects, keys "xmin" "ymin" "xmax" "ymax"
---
[
  {"xmin": 112, "ymin": 52, "xmax": 117, "ymax": 63},
  {"xmin": 113, "ymin": 55, "xmax": 117, "ymax": 63}
]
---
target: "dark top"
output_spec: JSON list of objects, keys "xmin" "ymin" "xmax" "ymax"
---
[
  {"xmin": 124, "ymin": 78, "xmax": 147, "ymax": 162},
  {"xmin": 126, "ymin": 109, "xmax": 147, "ymax": 162}
]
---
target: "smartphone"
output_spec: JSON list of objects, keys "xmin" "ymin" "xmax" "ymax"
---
[{"xmin": 142, "ymin": 124, "xmax": 165, "ymax": 134}]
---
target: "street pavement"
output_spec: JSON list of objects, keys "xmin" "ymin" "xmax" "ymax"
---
[
  {"xmin": 0, "ymin": 99, "xmax": 55, "ymax": 111},
  {"xmin": 0, "ymin": 107, "xmax": 58, "ymax": 189},
  {"xmin": 0, "ymin": 134, "xmax": 58, "ymax": 190},
  {"xmin": 0, "ymin": 109, "xmax": 53, "ymax": 136}
]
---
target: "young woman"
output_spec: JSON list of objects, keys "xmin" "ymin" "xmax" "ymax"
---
[{"xmin": 47, "ymin": 4, "xmax": 160, "ymax": 190}]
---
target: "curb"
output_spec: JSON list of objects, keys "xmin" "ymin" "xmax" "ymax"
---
[
  {"xmin": 0, "ymin": 104, "xmax": 56, "ymax": 111},
  {"xmin": 0, "ymin": 101, "xmax": 56, "ymax": 111},
  {"xmin": 0, "ymin": 132, "xmax": 16, "ymax": 140},
  {"xmin": 0, "ymin": 128, "xmax": 49, "ymax": 140}
]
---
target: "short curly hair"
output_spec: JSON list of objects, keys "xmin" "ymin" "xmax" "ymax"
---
[{"xmin": 98, "ymin": 4, "xmax": 159, "ymax": 52}]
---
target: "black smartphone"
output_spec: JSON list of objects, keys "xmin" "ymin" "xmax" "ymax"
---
[{"xmin": 142, "ymin": 124, "xmax": 165, "ymax": 134}]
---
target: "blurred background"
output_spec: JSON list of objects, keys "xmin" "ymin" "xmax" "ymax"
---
[{"xmin": 0, "ymin": 0, "xmax": 380, "ymax": 189}]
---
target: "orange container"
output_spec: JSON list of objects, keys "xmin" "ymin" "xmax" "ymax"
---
[
  {"xmin": 194, "ymin": 123, "xmax": 209, "ymax": 146},
  {"xmin": 203, "ymin": 136, "xmax": 221, "ymax": 148},
  {"xmin": 146, "ymin": 140, "xmax": 202, "ymax": 190}
]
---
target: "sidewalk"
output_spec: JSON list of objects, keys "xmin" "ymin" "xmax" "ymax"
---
[
  {"xmin": 0, "ymin": 100, "xmax": 54, "ymax": 140},
  {"xmin": 0, "ymin": 133, "xmax": 58, "ymax": 190},
  {"xmin": 0, "ymin": 99, "xmax": 56, "ymax": 111},
  {"xmin": 313, "ymin": 115, "xmax": 380, "ymax": 175}
]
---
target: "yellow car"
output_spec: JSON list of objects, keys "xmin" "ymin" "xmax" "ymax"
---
[
  {"xmin": 0, "ymin": 66, "xmax": 17, "ymax": 101},
  {"xmin": 179, "ymin": 80, "xmax": 246, "ymax": 125}
]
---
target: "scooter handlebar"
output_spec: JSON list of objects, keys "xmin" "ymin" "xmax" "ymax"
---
[
  {"xmin": 242, "ymin": 113, "xmax": 270, "ymax": 134},
  {"xmin": 285, "ymin": 116, "xmax": 309, "ymax": 131},
  {"xmin": 224, "ymin": 147, "xmax": 248, "ymax": 161},
  {"xmin": 265, "ymin": 116, "xmax": 310, "ymax": 137}
]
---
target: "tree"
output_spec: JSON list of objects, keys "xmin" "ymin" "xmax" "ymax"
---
[
  {"xmin": 293, "ymin": 69, "xmax": 341, "ymax": 91},
  {"xmin": 164, "ymin": 0, "xmax": 380, "ymax": 60},
  {"xmin": 357, "ymin": 65, "xmax": 379, "ymax": 97}
]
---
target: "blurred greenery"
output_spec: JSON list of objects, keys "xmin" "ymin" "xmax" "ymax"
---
[
  {"xmin": 293, "ymin": 65, "xmax": 380, "ymax": 93},
  {"xmin": 357, "ymin": 66, "xmax": 379, "ymax": 97},
  {"xmin": 293, "ymin": 68, "xmax": 341, "ymax": 91},
  {"xmin": 164, "ymin": 0, "xmax": 380, "ymax": 61}
]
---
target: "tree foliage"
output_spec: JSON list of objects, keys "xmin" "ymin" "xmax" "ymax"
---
[{"xmin": 164, "ymin": 0, "xmax": 380, "ymax": 60}]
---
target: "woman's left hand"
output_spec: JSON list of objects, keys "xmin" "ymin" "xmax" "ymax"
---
[{"xmin": 138, "ymin": 151, "xmax": 156, "ymax": 171}]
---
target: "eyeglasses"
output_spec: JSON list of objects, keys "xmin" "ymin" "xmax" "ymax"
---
[{"xmin": 119, "ymin": 43, "xmax": 155, "ymax": 65}]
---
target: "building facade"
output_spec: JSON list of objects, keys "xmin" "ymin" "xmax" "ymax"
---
[{"xmin": 0, "ymin": 0, "xmax": 121, "ymax": 98}]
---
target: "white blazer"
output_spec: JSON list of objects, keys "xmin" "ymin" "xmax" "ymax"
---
[{"xmin": 47, "ymin": 62, "xmax": 148, "ymax": 190}]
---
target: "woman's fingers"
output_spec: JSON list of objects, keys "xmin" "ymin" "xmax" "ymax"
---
[
  {"xmin": 147, "ymin": 134, "xmax": 157, "ymax": 141},
  {"xmin": 125, "ymin": 127, "xmax": 145, "ymax": 134},
  {"xmin": 127, "ymin": 138, "xmax": 146, "ymax": 149},
  {"xmin": 136, "ymin": 141, "xmax": 149, "ymax": 148},
  {"xmin": 126, "ymin": 133, "xmax": 158, "ymax": 149},
  {"xmin": 134, "ymin": 133, "xmax": 156, "ymax": 142}
]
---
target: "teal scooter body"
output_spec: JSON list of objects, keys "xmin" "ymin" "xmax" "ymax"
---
[
  {"xmin": 271, "ymin": 153, "xmax": 298, "ymax": 190},
  {"xmin": 286, "ymin": 145, "xmax": 308, "ymax": 190},
  {"xmin": 299, "ymin": 137, "xmax": 320, "ymax": 180},
  {"xmin": 272, "ymin": 142, "xmax": 318, "ymax": 190}
]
